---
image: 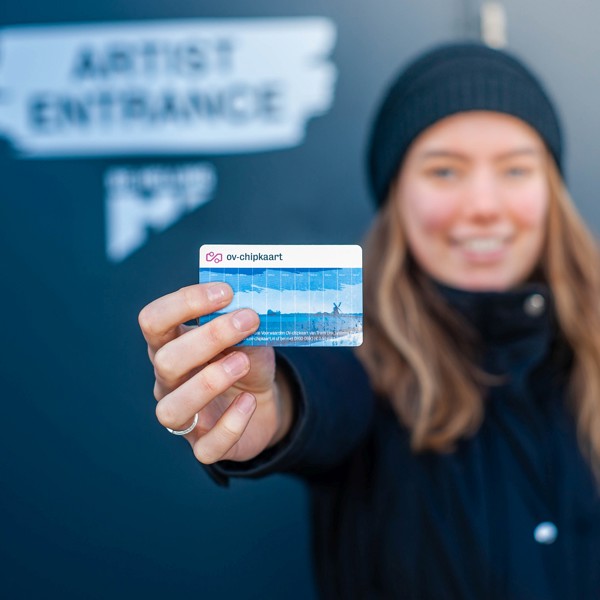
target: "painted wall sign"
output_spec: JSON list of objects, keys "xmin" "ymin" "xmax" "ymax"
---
[
  {"xmin": 104, "ymin": 162, "xmax": 217, "ymax": 261},
  {"xmin": 0, "ymin": 18, "xmax": 337, "ymax": 157}
]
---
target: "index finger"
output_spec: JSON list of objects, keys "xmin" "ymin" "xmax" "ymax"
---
[{"xmin": 138, "ymin": 283, "xmax": 233, "ymax": 354}]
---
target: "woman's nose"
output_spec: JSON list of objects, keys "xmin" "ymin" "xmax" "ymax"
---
[{"xmin": 462, "ymin": 172, "xmax": 502, "ymax": 222}]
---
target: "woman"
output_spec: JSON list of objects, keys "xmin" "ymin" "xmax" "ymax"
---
[{"xmin": 138, "ymin": 43, "xmax": 600, "ymax": 598}]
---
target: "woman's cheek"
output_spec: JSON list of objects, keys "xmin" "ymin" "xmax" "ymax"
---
[
  {"xmin": 410, "ymin": 193, "xmax": 460, "ymax": 233},
  {"xmin": 507, "ymin": 182, "xmax": 549, "ymax": 228}
]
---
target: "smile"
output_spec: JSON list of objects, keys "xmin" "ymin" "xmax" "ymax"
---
[
  {"xmin": 450, "ymin": 236, "xmax": 513, "ymax": 263},
  {"xmin": 460, "ymin": 237, "xmax": 508, "ymax": 253}
]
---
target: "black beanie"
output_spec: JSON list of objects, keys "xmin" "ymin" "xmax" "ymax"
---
[{"xmin": 367, "ymin": 42, "xmax": 563, "ymax": 206}]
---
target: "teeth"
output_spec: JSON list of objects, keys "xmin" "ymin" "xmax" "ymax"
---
[{"xmin": 462, "ymin": 238, "xmax": 504, "ymax": 252}]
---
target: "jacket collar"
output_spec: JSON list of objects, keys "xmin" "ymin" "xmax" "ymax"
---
[{"xmin": 431, "ymin": 279, "xmax": 555, "ymax": 347}]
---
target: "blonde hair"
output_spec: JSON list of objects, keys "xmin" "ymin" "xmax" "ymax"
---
[{"xmin": 356, "ymin": 156, "xmax": 600, "ymax": 480}]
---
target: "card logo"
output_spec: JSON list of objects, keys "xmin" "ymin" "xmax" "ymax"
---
[{"xmin": 205, "ymin": 251, "xmax": 223, "ymax": 263}]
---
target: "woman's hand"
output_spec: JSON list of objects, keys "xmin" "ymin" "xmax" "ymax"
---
[{"xmin": 138, "ymin": 283, "xmax": 294, "ymax": 464}]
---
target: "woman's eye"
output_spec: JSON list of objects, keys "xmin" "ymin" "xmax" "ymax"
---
[
  {"xmin": 429, "ymin": 167, "xmax": 456, "ymax": 179},
  {"xmin": 505, "ymin": 166, "xmax": 532, "ymax": 177}
]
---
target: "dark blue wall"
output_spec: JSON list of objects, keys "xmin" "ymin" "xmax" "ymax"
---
[{"xmin": 2, "ymin": 1, "xmax": 599, "ymax": 598}]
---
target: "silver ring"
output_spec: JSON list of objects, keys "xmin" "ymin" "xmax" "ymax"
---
[{"xmin": 166, "ymin": 413, "xmax": 198, "ymax": 436}]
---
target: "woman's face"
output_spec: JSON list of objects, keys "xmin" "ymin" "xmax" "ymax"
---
[{"xmin": 393, "ymin": 111, "xmax": 549, "ymax": 291}]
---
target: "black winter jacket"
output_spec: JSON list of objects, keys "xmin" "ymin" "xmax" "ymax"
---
[{"xmin": 207, "ymin": 283, "xmax": 600, "ymax": 599}]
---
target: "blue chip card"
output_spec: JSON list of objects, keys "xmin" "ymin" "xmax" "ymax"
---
[{"xmin": 199, "ymin": 245, "xmax": 363, "ymax": 346}]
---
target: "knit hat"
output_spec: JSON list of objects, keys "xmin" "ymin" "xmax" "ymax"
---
[{"xmin": 367, "ymin": 42, "xmax": 563, "ymax": 206}]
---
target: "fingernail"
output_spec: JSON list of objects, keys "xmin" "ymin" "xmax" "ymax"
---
[
  {"xmin": 207, "ymin": 283, "xmax": 230, "ymax": 303},
  {"xmin": 231, "ymin": 309, "xmax": 258, "ymax": 331},
  {"xmin": 222, "ymin": 352, "xmax": 249, "ymax": 377},
  {"xmin": 237, "ymin": 393, "xmax": 256, "ymax": 415}
]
